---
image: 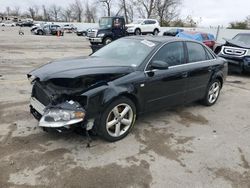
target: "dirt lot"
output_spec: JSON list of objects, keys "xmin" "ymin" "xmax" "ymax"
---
[{"xmin": 0, "ymin": 27, "xmax": 250, "ymax": 188}]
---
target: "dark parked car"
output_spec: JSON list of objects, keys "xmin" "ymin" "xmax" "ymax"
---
[
  {"xmin": 16, "ymin": 21, "xmax": 34, "ymax": 27},
  {"xmin": 76, "ymin": 29, "xmax": 88, "ymax": 36},
  {"xmin": 163, "ymin": 28, "xmax": 184, "ymax": 36},
  {"xmin": 33, "ymin": 24, "xmax": 64, "ymax": 36},
  {"xmin": 177, "ymin": 31, "xmax": 216, "ymax": 50},
  {"xmin": 218, "ymin": 33, "xmax": 250, "ymax": 73},
  {"xmin": 28, "ymin": 36, "xmax": 227, "ymax": 142}
]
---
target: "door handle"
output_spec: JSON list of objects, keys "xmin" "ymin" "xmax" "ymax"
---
[{"xmin": 182, "ymin": 72, "xmax": 188, "ymax": 78}]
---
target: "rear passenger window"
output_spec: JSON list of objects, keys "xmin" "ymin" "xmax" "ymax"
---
[
  {"xmin": 204, "ymin": 47, "xmax": 215, "ymax": 60},
  {"xmin": 187, "ymin": 42, "xmax": 207, "ymax": 63},
  {"xmin": 152, "ymin": 42, "xmax": 185, "ymax": 67}
]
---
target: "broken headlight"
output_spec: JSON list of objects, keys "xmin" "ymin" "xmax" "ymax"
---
[
  {"xmin": 39, "ymin": 100, "xmax": 86, "ymax": 128},
  {"xmin": 43, "ymin": 109, "xmax": 85, "ymax": 122}
]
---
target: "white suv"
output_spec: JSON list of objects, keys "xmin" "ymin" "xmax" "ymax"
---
[{"xmin": 126, "ymin": 19, "xmax": 160, "ymax": 35}]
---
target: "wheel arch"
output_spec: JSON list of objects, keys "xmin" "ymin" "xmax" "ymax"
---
[
  {"xmin": 210, "ymin": 72, "xmax": 224, "ymax": 88},
  {"xmin": 154, "ymin": 28, "xmax": 159, "ymax": 32},
  {"xmin": 118, "ymin": 93, "xmax": 140, "ymax": 114}
]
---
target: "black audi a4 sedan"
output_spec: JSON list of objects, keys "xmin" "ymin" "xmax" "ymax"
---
[{"xmin": 28, "ymin": 36, "xmax": 228, "ymax": 142}]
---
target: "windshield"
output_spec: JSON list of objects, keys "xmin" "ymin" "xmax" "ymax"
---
[
  {"xmin": 132, "ymin": 19, "xmax": 144, "ymax": 24},
  {"xmin": 99, "ymin": 17, "xmax": 112, "ymax": 29},
  {"xmin": 233, "ymin": 34, "xmax": 250, "ymax": 44},
  {"xmin": 91, "ymin": 38, "xmax": 158, "ymax": 67}
]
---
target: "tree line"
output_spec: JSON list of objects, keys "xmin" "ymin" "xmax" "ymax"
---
[
  {"xmin": 228, "ymin": 16, "xmax": 250, "ymax": 29},
  {"xmin": 1, "ymin": 0, "xmax": 201, "ymax": 27}
]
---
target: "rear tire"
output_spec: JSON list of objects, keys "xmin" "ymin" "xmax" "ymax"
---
[
  {"xmin": 202, "ymin": 79, "xmax": 221, "ymax": 106},
  {"xmin": 38, "ymin": 30, "xmax": 43, "ymax": 35},
  {"xmin": 153, "ymin": 29, "xmax": 159, "ymax": 35},
  {"xmin": 98, "ymin": 97, "xmax": 136, "ymax": 142}
]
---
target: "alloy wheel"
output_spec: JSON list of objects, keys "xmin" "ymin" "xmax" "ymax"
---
[
  {"xmin": 208, "ymin": 82, "xmax": 220, "ymax": 104},
  {"xmin": 106, "ymin": 103, "xmax": 133, "ymax": 137}
]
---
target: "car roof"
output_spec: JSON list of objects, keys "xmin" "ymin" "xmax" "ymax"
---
[{"xmin": 123, "ymin": 35, "xmax": 190, "ymax": 44}]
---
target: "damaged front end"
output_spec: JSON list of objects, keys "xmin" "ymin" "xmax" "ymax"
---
[
  {"xmin": 27, "ymin": 56, "xmax": 134, "ymax": 133},
  {"xmin": 29, "ymin": 80, "xmax": 88, "ymax": 132},
  {"xmin": 28, "ymin": 72, "xmax": 127, "ymax": 133}
]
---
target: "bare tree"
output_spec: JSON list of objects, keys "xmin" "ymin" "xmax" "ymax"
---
[
  {"xmin": 126, "ymin": 0, "xmax": 136, "ymax": 22},
  {"xmin": 42, "ymin": 5, "xmax": 50, "ymax": 21},
  {"xmin": 12, "ymin": 6, "xmax": 20, "ymax": 16},
  {"xmin": 185, "ymin": 15, "xmax": 197, "ymax": 27},
  {"xmin": 61, "ymin": 7, "xmax": 73, "ymax": 22},
  {"xmin": 246, "ymin": 15, "xmax": 250, "ymax": 28},
  {"xmin": 84, "ymin": 1, "xmax": 97, "ymax": 23},
  {"xmin": 100, "ymin": 0, "xmax": 113, "ymax": 16},
  {"xmin": 116, "ymin": 0, "xmax": 129, "ymax": 23},
  {"xmin": 27, "ymin": 5, "xmax": 39, "ymax": 20},
  {"xmin": 155, "ymin": 0, "xmax": 180, "ymax": 26},
  {"xmin": 6, "ymin": 7, "xmax": 11, "ymax": 16},
  {"xmin": 70, "ymin": 0, "xmax": 84, "ymax": 22},
  {"xmin": 28, "ymin": 7, "xmax": 36, "ymax": 19},
  {"xmin": 136, "ymin": 0, "xmax": 156, "ymax": 18},
  {"xmin": 49, "ymin": 4, "xmax": 61, "ymax": 21}
]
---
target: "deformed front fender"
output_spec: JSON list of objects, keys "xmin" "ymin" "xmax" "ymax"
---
[{"xmin": 81, "ymin": 83, "xmax": 137, "ymax": 118}]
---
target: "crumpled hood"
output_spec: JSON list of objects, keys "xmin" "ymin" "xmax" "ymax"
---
[
  {"xmin": 224, "ymin": 38, "xmax": 250, "ymax": 49},
  {"xmin": 28, "ymin": 56, "xmax": 134, "ymax": 81}
]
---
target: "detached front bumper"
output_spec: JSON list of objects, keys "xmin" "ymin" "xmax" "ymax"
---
[{"xmin": 30, "ymin": 97, "xmax": 86, "ymax": 130}]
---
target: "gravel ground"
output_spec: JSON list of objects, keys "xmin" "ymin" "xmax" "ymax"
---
[{"xmin": 0, "ymin": 27, "xmax": 250, "ymax": 188}]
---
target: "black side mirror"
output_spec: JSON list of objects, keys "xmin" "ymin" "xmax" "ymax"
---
[{"xmin": 151, "ymin": 60, "xmax": 169, "ymax": 70}]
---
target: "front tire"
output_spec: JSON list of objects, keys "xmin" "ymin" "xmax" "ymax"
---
[
  {"xmin": 135, "ymin": 28, "xmax": 141, "ymax": 35},
  {"xmin": 202, "ymin": 79, "xmax": 221, "ymax": 106},
  {"xmin": 98, "ymin": 97, "xmax": 136, "ymax": 142},
  {"xmin": 103, "ymin": 37, "xmax": 112, "ymax": 45}
]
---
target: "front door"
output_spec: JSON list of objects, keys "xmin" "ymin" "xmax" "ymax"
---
[{"xmin": 142, "ymin": 42, "xmax": 188, "ymax": 111}]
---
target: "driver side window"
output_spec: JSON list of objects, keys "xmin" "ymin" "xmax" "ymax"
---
[{"xmin": 151, "ymin": 42, "xmax": 185, "ymax": 67}]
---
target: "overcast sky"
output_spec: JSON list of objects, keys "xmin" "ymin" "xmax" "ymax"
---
[{"xmin": 0, "ymin": 0, "xmax": 249, "ymax": 27}]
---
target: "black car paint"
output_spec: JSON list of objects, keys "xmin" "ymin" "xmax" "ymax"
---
[{"xmin": 28, "ymin": 37, "xmax": 227, "ymax": 129}]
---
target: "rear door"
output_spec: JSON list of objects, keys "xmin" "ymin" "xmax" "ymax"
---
[
  {"xmin": 143, "ymin": 41, "xmax": 188, "ymax": 111},
  {"xmin": 184, "ymin": 41, "xmax": 216, "ymax": 102}
]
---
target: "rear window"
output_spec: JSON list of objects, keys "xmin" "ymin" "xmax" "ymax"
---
[
  {"xmin": 149, "ymin": 20, "xmax": 156, "ymax": 24},
  {"xmin": 233, "ymin": 34, "xmax": 250, "ymax": 44}
]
